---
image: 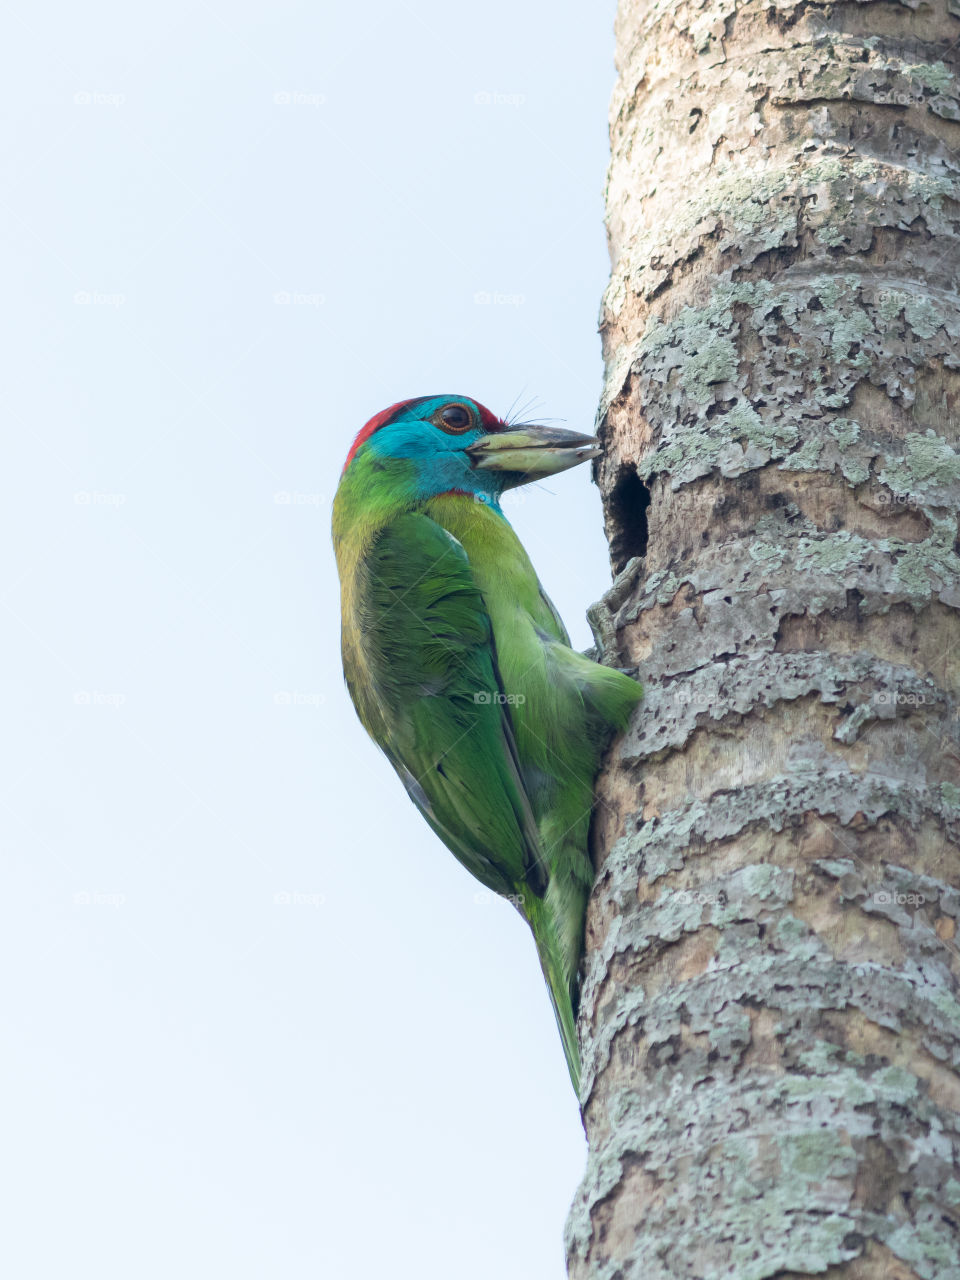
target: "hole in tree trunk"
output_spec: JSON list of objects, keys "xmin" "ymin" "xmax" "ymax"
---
[{"xmin": 607, "ymin": 464, "xmax": 651, "ymax": 574}]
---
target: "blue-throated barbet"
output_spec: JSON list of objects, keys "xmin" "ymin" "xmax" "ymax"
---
[{"xmin": 332, "ymin": 395, "xmax": 642, "ymax": 1095}]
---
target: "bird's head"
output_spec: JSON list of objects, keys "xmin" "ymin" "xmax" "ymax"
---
[{"xmin": 338, "ymin": 394, "xmax": 600, "ymax": 509}]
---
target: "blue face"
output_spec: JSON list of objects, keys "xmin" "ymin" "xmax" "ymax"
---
[{"xmin": 368, "ymin": 395, "xmax": 506, "ymax": 508}]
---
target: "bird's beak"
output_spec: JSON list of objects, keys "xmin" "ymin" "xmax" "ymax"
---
[{"xmin": 466, "ymin": 425, "xmax": 601, "ymax": 485}]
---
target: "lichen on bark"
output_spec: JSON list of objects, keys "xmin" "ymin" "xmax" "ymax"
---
[{"xmin": 574, "ymin": 0, "xmax": 960, "ymax": 1276}]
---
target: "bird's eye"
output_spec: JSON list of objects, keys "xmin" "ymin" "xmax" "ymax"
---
[{"xmin": 438, "ymin": 404, "xmax": 473, "ymax": 433}]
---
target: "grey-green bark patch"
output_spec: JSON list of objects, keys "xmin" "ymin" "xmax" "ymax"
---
[
  {"xmin": 900, "ymin": 59, "xmax": 956, "ymax": 94},
  {"xmin": 776, "ymin": 45, "xmax": 960, "ymax": 121},
  {"xmin": 880, "ymin": 430, "xmax": 960, "ymax": 504},
  {"xmin": 886, "ymin": 1215, "xmax": 960, "ymax": 1279},
  {"xmin": 598, "ymin": 515, "xmax": 960, "ymax": 682},
  {"xmin": 582, "ymin": 906, "xmax": 960, "ymax": 1091},
  {"xmin": 604, "ymin": 745, "xmax": 960, "ymax": 900},
  {"xmin": 815, "ymin": 857, "xmax": 960, "ymax": 930},
  {"xmin": 618, "ymin": 650, "xmax": 951, "ymax": 761},
  {"xmin": 603, "ymin": 144, "xmax": 960, "ymax": 312},
  {"xmin": 622, "ymin": 494, "xmax": 960, "ymax": 646},
  {"xmin": 570, "ymin": 1048, "xmax": 960, "ymax": 1275},
  {"xmin": 679, "ymin": 331, "xmax": 739, "ymax": 403},
  {"xmin": 605, "ymin": 277, "xmax": 960, "ymax": 530}
]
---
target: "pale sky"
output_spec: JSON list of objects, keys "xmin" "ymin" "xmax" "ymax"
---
[{"xmin": 3, "ymin": 3, "xmax": 620, "ymax": 1276}]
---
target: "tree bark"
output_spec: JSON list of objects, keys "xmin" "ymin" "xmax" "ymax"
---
[{"xmin": 568, "ymin": 1, "xmax": 960, "ymax": 1276}]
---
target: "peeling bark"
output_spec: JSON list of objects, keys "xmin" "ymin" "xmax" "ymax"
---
[{"xmin": 572, "ymin": 1, "xmax": 960, "ymax": 1276}]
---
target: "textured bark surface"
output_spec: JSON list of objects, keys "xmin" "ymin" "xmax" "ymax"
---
[{"xmin": 569, "ymin": 0, "xmax": 960, "ymax": 1276}]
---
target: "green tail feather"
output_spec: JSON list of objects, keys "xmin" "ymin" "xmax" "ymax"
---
[{"xmin": 525, "ymin": 896, "xmax": 582, "ymax": 1098}]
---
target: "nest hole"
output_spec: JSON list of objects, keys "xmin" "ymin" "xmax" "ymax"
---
[{"xmin": 607, "ymin": 464, "xmax": 651, "ymax": 573}]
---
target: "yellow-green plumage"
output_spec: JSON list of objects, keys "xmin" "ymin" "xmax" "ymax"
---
[{"xmin": 333, "ymin": 395, "xmax": 642, "ymax": 1096}]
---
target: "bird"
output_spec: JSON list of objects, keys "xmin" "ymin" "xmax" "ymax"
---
[{"xmin": 332, "ymin": 394, "xmax": 642, "ymax": 1096}]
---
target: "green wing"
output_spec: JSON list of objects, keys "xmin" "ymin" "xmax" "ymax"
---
[
  {"xmin": 349, "ymin": 512, "xmax": 548, "ymax": 899},
  {"xmin": 536, "ymin": 584, "xmax": 571, "ymax": 646}
]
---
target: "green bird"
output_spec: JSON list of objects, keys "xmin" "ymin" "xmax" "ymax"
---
[{"xmin": 332, "ymin": 395, "xmax": 642, "ymax": 1095}]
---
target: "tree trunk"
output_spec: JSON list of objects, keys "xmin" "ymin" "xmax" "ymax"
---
[{"xmin": 568, "ymin": 1, "xmax": 960, "ymax": 1277}]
